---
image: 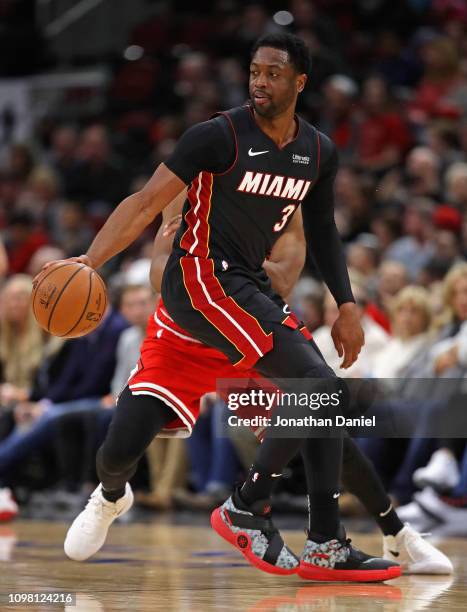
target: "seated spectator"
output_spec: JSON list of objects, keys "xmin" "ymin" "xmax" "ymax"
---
[
  {"xmin": 361, "ymin": 263, "xmax": 467, "ymax": 508},
  {"xmin": 0, "ymin": 275, "xmax": 45, "ymax": 405},
  {"xmin": 0, "ymin": 274, "xmax": 48, "ymax": 519},
  {"xmin": 384, "ymin": 198, "xmax": 436, "ymax": 280},
  {"xmin": 318, "ymin": 74, "xmax": 358, "ymax": 165},
  {"xmin": 46, "ymin": 125, "xmax": 78, "ymax": 192},
  {"xmin": 334, "ymin": 167, "xmax": 372, "ymax": 241},
  {"xmin": 4, "ymin": 212, "xmax": 48, "ymax": 274},
  {"xmin": 356, "ymin": 75, "xmax": 412, "ymax": 174},
  {"xmin": 366, "ymin": 260, "xmax": 409, "ymax": 332},
  {"xmin": 347, "ymin": 233, "xmax": 380, "ymax": 283},
  {"xmin": 26, "ymin": 246, "xmax": 65, "ymax": 278},
  {"xmin": 410, "ymin": 36, "xmax": 467, "ymax": 124},
  {"xmin": 66, "ymin": 124, "xmax": 129, "ymax": 215},
  {"xmin": 16, "ymin": 166, "xmax": 63, "ymax": 229},
  {"xmin": 289, "ymin": 276, "xmax": 324, "ymax": 333},
  {"xmin": 51, "ymin": 201, "xmax": 94, "ymax": 257},
  {"xmin": 370, "ymin": 286, "xmax": 433, "ymax": 378},
  {"xmin": 0, "ymin": 300, "xmax": 128, "ymax": 494},
  {"xmin": 445, "ymin": 162, "xmax": 467, "ymax": 210}
]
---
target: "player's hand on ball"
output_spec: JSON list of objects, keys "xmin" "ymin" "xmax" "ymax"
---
[
  {"xmin": 331, "ymin": 302, "xmax": 365, "ymax": 369},
  {"xmin": 33, "ymin": 254, "xmax": 94, "ymax": 284}
]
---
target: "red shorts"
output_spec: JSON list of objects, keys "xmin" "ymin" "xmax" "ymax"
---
[
  {"xmin": 128, "ymin": 300, "xmax": 310, "ymax": 438},
  {"xmin": 128, "ymin": 302, "xmax": 262, "ymax": 437}
]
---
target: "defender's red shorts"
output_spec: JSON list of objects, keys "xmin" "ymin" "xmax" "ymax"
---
[{"xmin": 128, "ymin": 300, "xmax": 310, "ymax": 438}]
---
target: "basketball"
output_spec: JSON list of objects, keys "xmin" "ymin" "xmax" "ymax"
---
[{"xmin": 31, "ymin": 262, "xmax": 107, "ymax": 338}]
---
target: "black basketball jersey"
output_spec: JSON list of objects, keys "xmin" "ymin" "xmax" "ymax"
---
[{"xmin": 173, "ymin": 105, "xmax": 320, "ymax": 275}]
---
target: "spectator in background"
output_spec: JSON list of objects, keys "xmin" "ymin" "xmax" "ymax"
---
[
  {"xmin": 427, "ymin": 120, "xmax": 465, "ymax": 170},
  {"xmin": 6, "ymin": 144, "xmax": 34, "ymax": 181},
  {"xmin": 410, "ymin": 36, "xmax": 467, "ymax": 124},
  {"xmin": 384, "ymin": 198, "xmax": 436, "ymax": 280},
  {"xmin": 290, "ymin": 276, "xmax": 324, "ymax": 333},
  {"xmin": 319, "ymin": 75, "xmax": 358, "ymax": 165},
  {"xmin": 4, "ymin": 212, "xmax": 48, "ymax": 275},
  {"xmin": 16, "ymin": 166, "xmax": 63, "ymax": 230},
  {"xmin": 367, "ymin": 260, "xmax": 409, "ymax": 332},
  {"xmin": 334, "ymin": 167, "xmax": 372, "ymax": 242},
  {"xmin": 66, "ymin": 124, "xmax": 129, "ymax": 215},
  {"xmin": 52, "ymin": 201, "xmax": 94, "ymax": 258},
  {"xmin": 356, "ymin": 75, "xmax": 412, "ymax": 174},
  {"xmin": 370, "ymin": 209, "xmax": 403, "ymax": 255},
  {"xmin": 445, "ymin": 162, "xmax": 467, "ymax": 210},
  {"xmin": 26, "ymin": 246, "xmax": 65, "ymax": 278},
  {"xmin": 371, "ymin": 286, "xmax": 433, "ymax": 378},
  {"xmin": 0, "ymin": 274, "xmax": 48, "ymax": 520},
  {"xmin": 46, "ymin": 125, "xmax": 78, "ymax": 192},
  {"xmin": 0, "ymin": 275, "xmax": 45, "ymax": 406},
  {"xmin": 347, "ymin": 233, "xmax": 380, "ymax": 284},
  {"xmin": 0, "ymin": 298, "xmax": 128, "ymax": 502},
  {"xmin": 405, "ymin": 147, "xmax": 442, "ymax": 201}
]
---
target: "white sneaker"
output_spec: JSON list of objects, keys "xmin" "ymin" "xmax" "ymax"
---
[
  {"xmin": 64, "ymin": 483, "xmax": 133, "ymax": 561},
  {"xmin": 0, "ymin": 488, "xmax": 18, "ymax": 521},
  {"xmin": 383, "ymin": 524, "xmax": 453, "ymax": 574},
  {"xmin": 415, "ymin": 487, "xmax": 467, "ymax": 537},
  {"xmin": 413, "ymin": 449, "xmax": 460, "ymax": 492}
]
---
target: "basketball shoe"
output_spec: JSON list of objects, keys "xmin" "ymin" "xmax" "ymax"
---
[
  {"xmin": 211, "ymin": 489, "xmax": 299, "ymax": 575},
  {"xmin": 64, "ymin": 483, "xmax": 133, "ymax": 561},
  {"xmin": 298, "ymin": 525, "xmax": 401, "ymax": 582},
  {"xmin": 383, "ymin": 523, "xmax": 453, "ymax": 574},
  {"xmin": 413, "ymin": 449, "xmax": 460, "ymax": 492}
]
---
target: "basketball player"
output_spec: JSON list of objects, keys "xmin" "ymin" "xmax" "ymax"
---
[
  {"xmin": 147, "ymin": 197, "xmax": 453, "ymax": 575},
  {"xmin": 51, "ymin": 33, "xmax": 402, "ymax": 580}
]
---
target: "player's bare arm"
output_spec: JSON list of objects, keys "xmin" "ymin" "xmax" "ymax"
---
[{"xmin": 262, "ymin": 207, "xmax": 306, "ymax": 299}]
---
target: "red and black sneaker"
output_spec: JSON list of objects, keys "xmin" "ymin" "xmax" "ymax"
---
[
  {"xmin": 211, "ymin": 490, "xmax": 299, "ymax": 575},
  {"xmin": 299, "ymin": 527, "xmax": 401, "ymax": 582}
]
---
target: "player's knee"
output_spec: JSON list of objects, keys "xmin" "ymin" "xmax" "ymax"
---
[{"xmin": 96, "ymin": 445, "xmax": 132, "ymax": 477}]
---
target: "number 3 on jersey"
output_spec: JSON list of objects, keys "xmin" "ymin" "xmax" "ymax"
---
[{"xmin": 274, "ymin": 204, "xmax": 296, "ymax": 232}]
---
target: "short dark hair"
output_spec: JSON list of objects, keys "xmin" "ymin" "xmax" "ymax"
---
[{"xmin": 251, "ymin": 33, "xmax": 311, "ymax": 75}]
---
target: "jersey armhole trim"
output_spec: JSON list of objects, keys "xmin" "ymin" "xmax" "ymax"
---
[{"xmin": 210, "ymin": 112, "xmax": 238, "ymax": 176}]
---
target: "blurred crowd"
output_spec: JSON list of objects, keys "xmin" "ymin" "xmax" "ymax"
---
[{"xmin": 0, "ymin": 0, "xmax": 467, "ymax": 534}]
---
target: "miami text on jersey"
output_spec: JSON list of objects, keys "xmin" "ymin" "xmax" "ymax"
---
[{"xmin": 237, "ymin": 171, "xmax": 312, "ymax": 201}]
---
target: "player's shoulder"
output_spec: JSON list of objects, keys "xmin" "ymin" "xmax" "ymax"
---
[{"xmin": 300, "ymin": 117, "xmax": 336, "ymax": 151}]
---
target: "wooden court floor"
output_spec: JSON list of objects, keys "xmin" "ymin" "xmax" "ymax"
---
[{"xmin": 1, "ymin": 519, "xmax": 465, "ymax": 611}]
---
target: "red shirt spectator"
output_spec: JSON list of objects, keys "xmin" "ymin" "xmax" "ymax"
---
[{"xmin": 6, "ymin": 212, "xmax": 48, "ymax": 274}]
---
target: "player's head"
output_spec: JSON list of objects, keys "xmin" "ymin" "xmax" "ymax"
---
[{"xmin": 249, "ymin": 33, "xmax": 310, "ymax": 118}]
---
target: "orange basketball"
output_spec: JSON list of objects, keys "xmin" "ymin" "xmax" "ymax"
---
[{"xmin": 31, "ymin": 262, "xmax": 107, "ymax": 338}]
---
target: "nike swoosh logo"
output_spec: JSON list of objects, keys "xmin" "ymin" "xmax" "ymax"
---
[
  {"xmin": 389, "ymin": 550, "xmax": 399, "ymax": 557},
  {"xmin": 283, "ymin": 304, "xmax": 291, "ymax": 314},
  {"xmin": 271, "ymin": 473, "xmax": 282, "ymax": 477},
  {"xmin": 248, "ymin": 148, "xmax": 269, "ymax": 157},
  {"xmin": 333, "ymin": 492, "xmax": 340, "ymax": 499}
]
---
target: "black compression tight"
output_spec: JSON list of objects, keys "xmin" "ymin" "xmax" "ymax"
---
[
  {"xmin": 240, "ymin": 324, "xmax": 344, "ymax": 538},
  {"xmin": 342, "ymin": 436, "xmax": 403, "ymax": 536},
  {"xmin": 96, "ymin": 386, "xmax": 174, "ymax": 492}
]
